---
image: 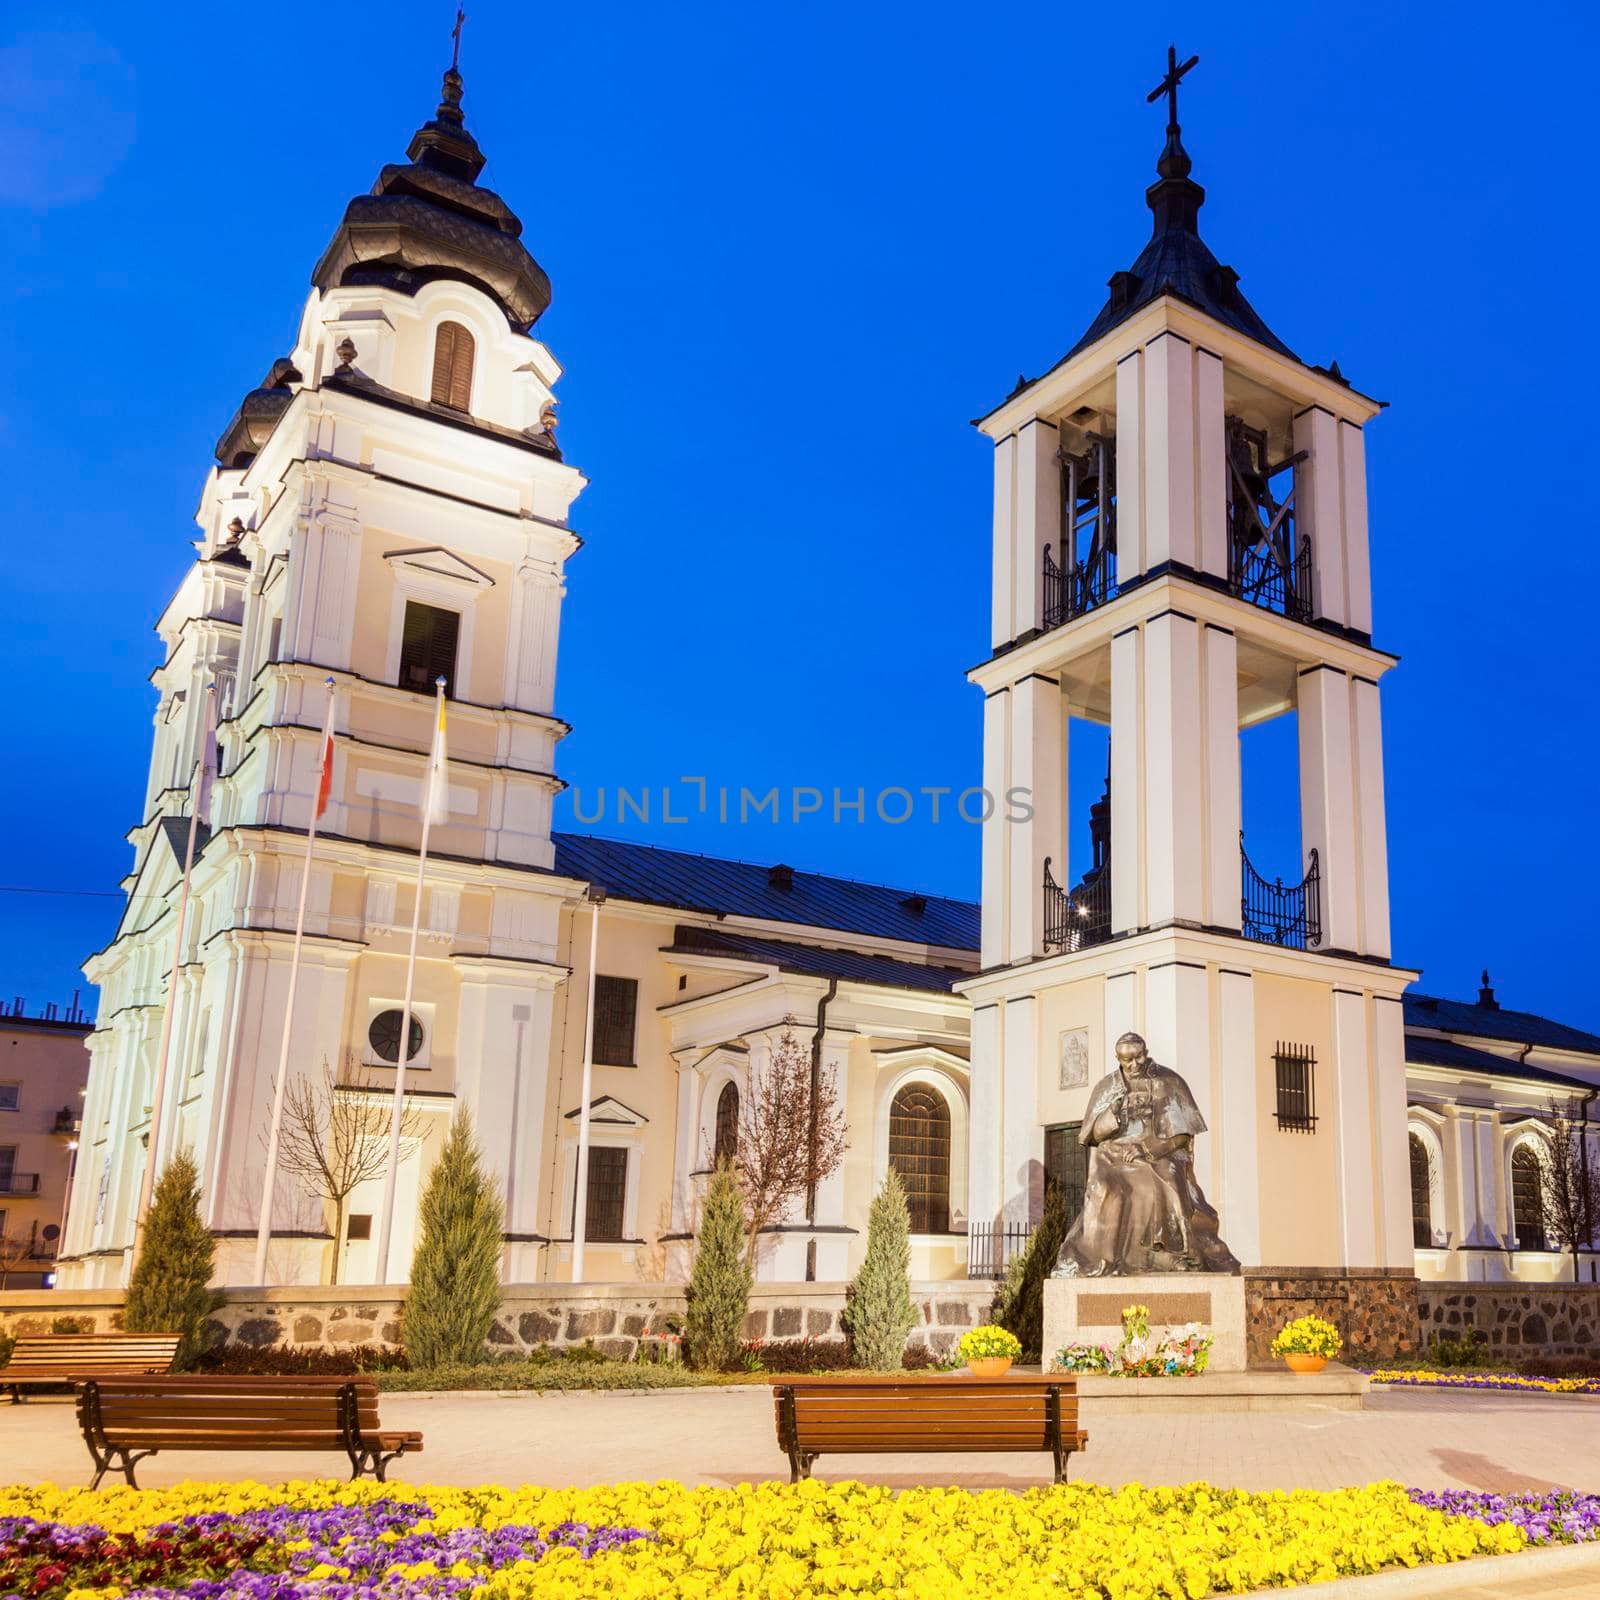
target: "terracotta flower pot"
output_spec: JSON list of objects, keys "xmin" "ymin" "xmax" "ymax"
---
[
  {"xmin": 1284, "ymin": 1352, "xmax": 1329, "ymax": 1374},
  {"xmin": 967, "ymin": 1356, "xmax": 1014, "ymax": 1378}
]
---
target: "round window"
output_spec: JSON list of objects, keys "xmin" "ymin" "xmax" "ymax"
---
[{"xmin": 368, "ymin": 1008, "xmax": 424, "ymax": 1064}]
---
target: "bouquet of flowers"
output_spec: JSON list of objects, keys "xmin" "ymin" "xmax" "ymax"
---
[
  {"xmin": 1054, "ymin": 1305, "xmax": 1214, "ymax": 1377},
  {"xmin": 958, "ymin": 1324, "xmax": 1024, "ymax": 1362},
  {"xmin": 1271, "ymin": 1314, "xmax": 1343, "ymax": 1360}
]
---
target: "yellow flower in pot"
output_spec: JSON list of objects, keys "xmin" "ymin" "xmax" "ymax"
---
[
  {"xmin": 1270, "ymin": 1314, "xmax": 1343, "ymax": 1373},
  {"xmin": 957, "ymin": 1323, "xmax": 1023, "ymax": 1378}
]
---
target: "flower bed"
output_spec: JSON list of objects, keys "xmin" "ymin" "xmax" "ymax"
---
[
  {"xmin": 1408, "ymin": 1488, "xmax": 1600, "ymax": 1544},
  {"xmin": 0, "ymin": 1479, "xmax": 1551, "ymax": 1599},
  {"xmin": 1369, "ymin": 1368, "xmax": 1600, "ymax": 1397}
]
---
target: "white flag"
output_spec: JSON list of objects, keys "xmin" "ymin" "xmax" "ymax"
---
[{"xmin": 421, "ymin": 684, "xmax": 449, "ymax": 825}]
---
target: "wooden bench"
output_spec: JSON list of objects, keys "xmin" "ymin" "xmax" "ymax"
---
[
  {"xmin": 75, "ymin": 1375, "xmax": 423, "ymax": 1488},
  {"xmin": 772, "ymin": 1374, "xmax": 1087, "ymax": 1484},
  {"xmin": 2, "ymin": 1334, "xmax": 181, "ymax": 1402}
]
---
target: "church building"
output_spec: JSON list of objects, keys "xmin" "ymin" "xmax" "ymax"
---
[{"xmin": 59, "ymin": 53, "xmax": 1599, "ymax": 1300}]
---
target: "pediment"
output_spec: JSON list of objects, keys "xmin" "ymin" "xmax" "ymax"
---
[
  {"xmin": 563, "ymin": 1094, "xmax": 648, "ymax": 1127},
  {"xmin": 384, "ymin": 546, "xmax": 495, "ymax": 589}
]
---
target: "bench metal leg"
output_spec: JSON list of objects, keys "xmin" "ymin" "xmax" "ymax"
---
[
  {"xmin": 348, "ymin": 1443, "xmax": 411, "ymax": 1483},
  {"xmin": 787, "ymin": 1450, "xmax": 816, "ymax": 1484},
  {"xmin": 87, "ymin": 1444, "xmax": 153, "ymax": 1490}
]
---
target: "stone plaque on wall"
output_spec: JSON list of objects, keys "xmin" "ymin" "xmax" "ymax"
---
[{"xmin": 1059, "ymin": 1029, "xmax": 1090, "ymax": 1090}]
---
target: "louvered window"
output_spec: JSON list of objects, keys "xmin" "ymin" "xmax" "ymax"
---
[
  {"xmin": 398, "ymin": 601, "xmax": 460, "ymax": 699},
  {"xmin": 713, "ymin": 1081, "xmax": 739, "ymax": 1164},
  {"xmin": 431, "ymin": 321, "xmax": 475, "ymax": 411},
  {"xmin": 889, "ymin": 1083, "xmax": 951, "ymax": 1234},
  {"xmin": 582, "ymin": 1146, "xmax": 628, "ymax": 1242},
  {"xmin": 592, "ymin": 975, "xmax": 638, "ymax": 1066}
]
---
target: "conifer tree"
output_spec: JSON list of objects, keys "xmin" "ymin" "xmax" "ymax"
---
[
  {"xmin": 402, "ymin": 1109, "xmax": 505, "ymax": 1369},
  {"xmin": 842, "ymin": 1168, "xmax": 917, "ymax": 1370},
  {"xmin": 123, "ymin": 1148, "xmax": 220, "ymax": 1369},
  {"xmin": 684, "ymin": 1160, "xmax": 752, "ymax": 1371},
  {"xmin": 997, "ymin": 1181, "xmax": 1070, "ymax": 1361}
]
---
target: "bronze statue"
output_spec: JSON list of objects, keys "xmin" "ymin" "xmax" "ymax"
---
[{"xmin": 1056, "ymin": 1031, "xmax": 1240, "ymax": 1277}]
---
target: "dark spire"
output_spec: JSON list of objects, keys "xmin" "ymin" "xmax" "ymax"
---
[
  {"xmin": 1478, "ymin": 970, "xmax": 1499, "ymax": 1010},
  {"xmin": 1144, "ymin": 46, "xmax": 1205, "ymax": 235}
]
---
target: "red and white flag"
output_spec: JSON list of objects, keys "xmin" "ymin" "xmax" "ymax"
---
[{"xmin": 314, "ymin": 684, "xmax": 337, "ymax": 821}]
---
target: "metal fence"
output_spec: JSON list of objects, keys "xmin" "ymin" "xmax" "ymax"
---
[{"xmin": 966, "ymin": 1223, "xmax": 1036, "ymax": 1279}]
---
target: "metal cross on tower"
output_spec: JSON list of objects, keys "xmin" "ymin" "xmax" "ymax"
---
[
  {"xmin": 1146, "ymin": 44, "xmax": 1199, "ymax": 131},
  {"xmin": 450, "ymin": 6, "xmax": 466, "ymax": 70}
]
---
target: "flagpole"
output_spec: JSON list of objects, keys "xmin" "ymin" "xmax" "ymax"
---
[
  {"xmin": 570, "ymin": 888, "xmax": 605, "ymax": 1283},
  {"xmin": 132, "ymin": 682, "xmax": 217, "ymax": 1268},
  {"xmin": 375, "ymin": 677, "xmax": 447, "ymax": 1284},
  {"xmin": 253, "ymin": 677, "xmax": 337, "ymax": 1286}
]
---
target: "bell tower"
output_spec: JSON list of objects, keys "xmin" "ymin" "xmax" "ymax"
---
[{"xmin": 962, "ymin": 51, "xmax": 1417, "ymax": 1295}]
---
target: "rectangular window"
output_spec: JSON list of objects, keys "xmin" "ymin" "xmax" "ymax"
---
[
  {"xmin": 0, "ymin": 1147, "xmax": 15, "ymax": 1190},
  {"xmin": 592, "ymin": 975, "xmax": 638, "ymax": 1066},
  {"xmin": 0, "ymin": 1083, "xmax": 17, "ymax": 1111},
  {"xmin": 398, "ymin": 601, "xmax": 461, "ymax": 699},
  {"xmin": 1044, "ymin": 1123, "xmax": 1089, "ymax": 1228},
  {"xmin": 581, "ymin": 1146, "xmax": 629, "ymax": 1242},
  {"xmin": 346, "ymin": 1213, "xmax": 372, "ymax": 1241},
  {"xmin": 1273, "ymin": 1042, "xmax": 1318, "ymax": 1133}
]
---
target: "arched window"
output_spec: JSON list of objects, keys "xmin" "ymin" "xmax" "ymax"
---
[
  {"xmin": 1512, "ymin": 1144, "xmax": 1548, "ymax": 1251},
  {"xmin": 1409, "ymin": 1133, "xmax": 1433, "ymax": 1249},
  {"xmin": 889, "ymin": 1083, "xmax": 951, "ymax": 1234},
  {"xmin": 431, "ymin": 321, "xmax": 475, "ymax": 411},
  {"xmin": 713, "ymin": 1081, "xmax": 739, "ymax": 1165}
]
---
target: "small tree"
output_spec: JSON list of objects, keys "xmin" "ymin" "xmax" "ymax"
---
[
  {"xmin": 123, "ymin": 1148, "xmax": 220, "ymax": 1369},
  {"xmin": 733, "ymin": 1028, "xmax": 847, "ymax": 1270},
  {"xmin": 269, "ymin": 1058, "xmax": 423, "ymax": 1283},
  {"xmin": 842, "ymin": 1168, "xmax": 917, "ymax": 1370},
  {"xmin": 996, "ymin": 1182, "xmax": 1070, "ymax": 1361},
  {"xmin": 0, "ymin": 1231, "xmax": 36, "ymax": 1290},
  {"xmin": 1539, "ymin": 1099, "xmax": 1600, "ymax": 1283},
  {"xmin": 684, "ymin": 1160, "xmax": 752, "ymax": 1372},
  {"xmin": 402, "ymin": 1108, "xmax": 505, "ymax": 1368}
]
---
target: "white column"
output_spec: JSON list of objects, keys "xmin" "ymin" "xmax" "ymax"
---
[
  {"xmin": 1216, "ymin": 969, "xmax": 1261, "ymax": 1265},
  {"xmin": 1114, "ymin": 350, "xmax": 1146, "ymax": 578},
  {"xmin": 967, "ymin": 1003, "xmax": 1003, "ymax": 1232},
  {"xmin": 1013, "ymin": 419, "xmax": 1060, "ymax": 636},
  {"xmin": 1195, "ymin": 349, "xmax": 1228, "ymax": 580},
  {"xmin": 1109, "ymin": 627, "xmax": 1142, "ymax": 934},
  {"xmin": 1104, "ymin": 970, "xmax": 1139, "ymax": 1049},
  {"xmin": 811, "ymin": 1033, "xmax": 853, "ymax": 1278},
  {"xmin": 1372, "ymin": 996, "xmax": 1414, "ymax": 1267},
  {"xmin": 506, "ymin": 559, "xmax": 565, "ymax": 716},
  {"xmin": 1293, "ymin": 406, "xmax": 1347, "ymax": 628},
  {"xmin": 1338, "ymin": 421, "xmax": 1373, "ymax": 636},
  {"xmin": 1351, "ymin": 676, "xmax": 1391, "ymax": 959},
  {"xmin": 669, "ymin": 1055, "xmax": 701, "ymax": 1232},
  {"xmin": 1443, "ymin": 1106, "xmax": 1471, "ymax": 1249},
  {"xmin": 1201, "ymin": 623, "xmax": 1241, "ymax": 931},
  {"xmin": 1001, "ymin": 995, "xmax": 1038, "ymax": 1225},
  {"xmin": 1008, "ymin": 674, "xmax": 1063, "ymax": 961},
  {"xmin": 1145, "ymin": 961, "xmax": 1214, "ymax": 1196},
  {"xmin": 1476, "ymin": 1114, "xmax": 1504, "ymax": 1249},
  {"xmin": 1143, "ymin": 612, "xmax": 1205, "ymax": 927},
  {"xmin": 980, "ymin": 690, "xmax": 1010, "ymax": 967},
  {"xmin": 1298, "ymin": 665, "xmax": 1359, "ymax": 952},
  {"xmin": 1142, "ymin": 333, "xmax": 1197, "ymax": 571},
  {"xmin": 1330, "ymin": 988, "xmax": 1378, "ymax": 1268},
  {"xmin": 991, "ymin": 435, "xmax": 1017, "ymax": 648}
]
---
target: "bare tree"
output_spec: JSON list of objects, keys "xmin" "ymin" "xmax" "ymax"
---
[
  {"xmin": 1538, "ymin": 1097, "xmax": 1600, "ymax": 1283},
  {"xmin": 733, "ymin": 1028, "xmax": 847, "ymax": 1270},
  {"xmin": 266, "ymin": 1058, "xmax": 424, "ymax": 1284},
  {"xmin": 0, "ymin": 1229, "xmax": 37, "ymax": 1289}
]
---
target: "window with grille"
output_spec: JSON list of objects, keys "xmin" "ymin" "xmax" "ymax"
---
[
  {"xmin": 713, "ymin": 1081, "xmax": 739, "ymax": 1164},
  {"xmin": 592, "ymin": 975, "xmax": 638, "ymax": 1066},
  {"xmin": 1273, "ymin": 1042, "xmax": 1318, "ymax": 1132},
  {"xmin": 398, "ymin": 601, "xmax": 460, "ymax": 699},
  {"xmin": 1045, "ymin": 1123, "xmax": 1089, "ymax": 1228},
  {"xmin": 888, "ymin": 1083, "xmax": 951, "ymax": 1234},
  {"xmin": 1409, "ymin": 1133, "xmax": 1433, "ymax": 1249},
  {"xmin": 581, "ymin": 1146, "xmax": 628, "ymax": 1242},
  {"xmin": 430, "ymin": 321, "xmax": 475, "ymax": 411},
  {"xmin": 1512, "ymin": 1145, "xmax": 1548, "ymax": 1250}
]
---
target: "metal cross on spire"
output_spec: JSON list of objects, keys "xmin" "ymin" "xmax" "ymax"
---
[
  {"xmin": 1147, "ymin": 44, "xmax": 1199, "ymax": 130},
  {"xmin": 450, "ymin": 6, "xmax": 466, "ymax": 70}
]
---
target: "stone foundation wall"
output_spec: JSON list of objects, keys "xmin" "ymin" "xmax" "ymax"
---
[
  {"xmin": 1244, "ymin": 1269, "xmax": 1421, "ymax": 1363},
  {"xmin": 1417, "ymin": 1283, "xmax": 1600, "ymax": 1358},
  {"xmin": 0, "ymin": 1282, "xmax": 1002, "ymax": 1364}
]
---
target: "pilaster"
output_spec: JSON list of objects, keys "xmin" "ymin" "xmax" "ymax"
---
[
  {"xmin": 980, "ymin": 690, "xmax": 1009, "ymax": 967},
  {"xmin": 1001, "ymin": 995, "xmax": 1038, "ymax": 1224},
  {"xmin": 1142, "ymin": 611, "xmax": 1205, "ymax": 927},
  {"xmin": 1351, "ymin": 676, "xmax": 1391, "ymax": 959},
  {"xmin": 967, "ymin": 1004, "xmax": 1002, "ymax": 1232},
  {"xmin": 1109, "ymin": 627, "xmax": 1142, "ymax": 933},
  {"xmin": 1012, "ymin": 419, "xmax": 1060, "ymax": 637},
  {"xmin": 1298, "ymin": 665, "xmax": 1359, "ymax": 952},
  {"xmin": 1201, "ymin": 624, "xmax": 1242, "ymax": 930},
  {"xmin": 1330, "ymin": 988, "xmax": 1378, "ymax": 1268},
  {"xmin": 1216, "ymin": 968, "xmax": 1261, "ymax": 1264},
  {"xmin": 1007, "ymin": 674, "xmax": 1063, "ymax": 961}
]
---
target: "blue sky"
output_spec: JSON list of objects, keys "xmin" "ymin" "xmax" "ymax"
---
[{"xmin": 0, "ymin": 2, "xmax": 1595, "ymax": 1028}]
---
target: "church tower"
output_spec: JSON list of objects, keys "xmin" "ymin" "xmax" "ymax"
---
[
  {"xmin": 63, "ymin": 55, "xmax": 586, "ymax": 1287},
  {"xmin": 962, "ymin": 54, "xmax": 1417, "ymax": 1295}
]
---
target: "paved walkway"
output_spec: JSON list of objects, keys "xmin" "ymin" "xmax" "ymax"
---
[{"xmin": 3, "ymin": 1383, "xmax": 1599, "ymax": 1495}]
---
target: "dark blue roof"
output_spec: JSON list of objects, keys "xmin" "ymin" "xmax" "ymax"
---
[
  {"xmin": 551, "ymin": 832, "xmax": 981, "ymax": 950},
  {"xmin": 1404, "ymin": 1032, "xmax": 1597, "ymax": 1093},
  {"xmin": 1404, "ymin": 993, "xmax": 1600, "ymax": 1057},
  {"xmin": 666, "ymin": 925, "xmax": 968, "ymax": 995}
]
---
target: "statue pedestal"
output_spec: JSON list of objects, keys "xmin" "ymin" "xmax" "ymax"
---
[{"xmin": 1043, "ymin": 1274, "xmax": 1247, "ymax": 1372}]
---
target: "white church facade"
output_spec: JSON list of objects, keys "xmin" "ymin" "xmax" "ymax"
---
[{"xmin": 60, "ymin": 57, "xmax": 1600, "ymax": 1302}]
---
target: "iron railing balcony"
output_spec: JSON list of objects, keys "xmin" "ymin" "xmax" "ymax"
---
[
  {"xmin": 0, "ymin": 1172, "xmax": 41, "ymax": 1195},
  {"xmin": 1240, "ymin": 834, "xmax": 1321, "ymax": 950},
  {"xmin": 1043, "ymin": 543, "xmax": 1117, "ymax": 631},
  {"xmin": 1043, "ymin": 857, "xmax": 1113, "ymax": 952}
]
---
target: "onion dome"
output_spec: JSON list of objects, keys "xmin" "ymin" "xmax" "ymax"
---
[{"xmin": 213, "ymin": 357, "xmax": 302, "ymax": 469}]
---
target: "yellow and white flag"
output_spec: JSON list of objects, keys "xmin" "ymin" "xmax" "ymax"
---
[{"xmin": 421, "ymin": 683, "xmax": 450, "ymax": 825}]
